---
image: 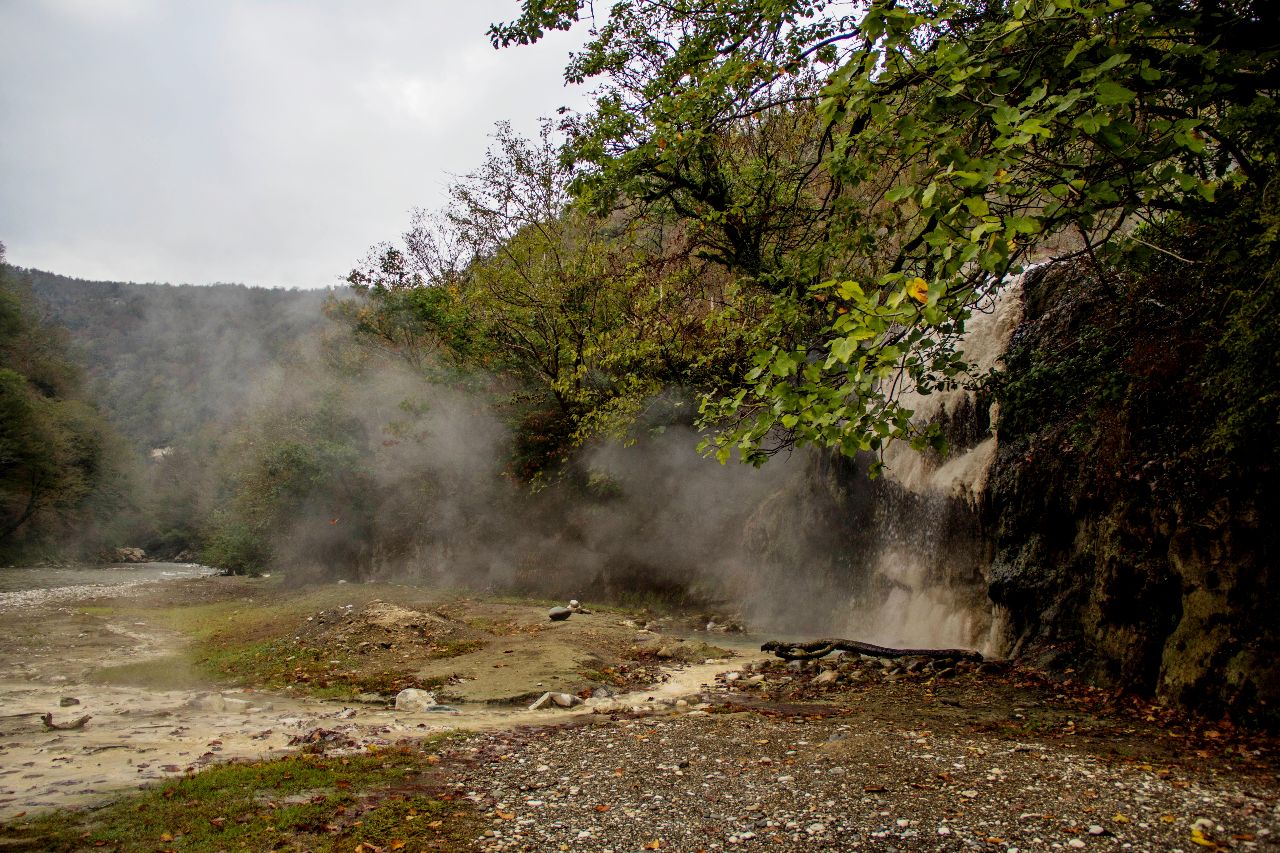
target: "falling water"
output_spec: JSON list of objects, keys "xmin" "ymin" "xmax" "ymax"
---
[{"xmin": 835, "ymin": 275, "xmax": 1029, "ymax": 654}]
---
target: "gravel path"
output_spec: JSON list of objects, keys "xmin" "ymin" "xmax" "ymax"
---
[{"xmin": 444, "ymin": 659, "xmax": 1280, "ymax": 852}]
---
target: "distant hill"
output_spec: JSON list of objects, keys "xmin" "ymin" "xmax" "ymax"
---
[{"xmin": 18, "ymin": 268, "xmax": 337, "ymax": 450}]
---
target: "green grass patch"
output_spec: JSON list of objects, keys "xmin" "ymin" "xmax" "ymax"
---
[
  {"xmin": 194, "ymin": 638, "xmax": 452, "ymax": 700},
  {"xmin": 89, "ymin": 655, "xmax": 217, "ymax": 691},
  {"xmin": 3, "ymin": 740, "xmax": 479, "ymax": 851},
  {"xmin": 84, "ymin": 584, "xmax": 481, "ymax": 700}
]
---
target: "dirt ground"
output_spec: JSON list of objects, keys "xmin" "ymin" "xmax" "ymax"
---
[{"xmin": 1, "ymin": 574, "xmax": 1278, "ymax": 851}]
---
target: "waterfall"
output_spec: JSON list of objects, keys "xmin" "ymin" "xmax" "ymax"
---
[{"xmin": 834, "ymin": 276, "xmax": 1029, "ymax": 654}]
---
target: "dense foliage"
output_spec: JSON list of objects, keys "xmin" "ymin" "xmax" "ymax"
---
[
  {"xmin": 0, "ymin": 247, "xmax": 134, "ymax": 561},
  {"xmin": 487, "ymin": 0, "xmax": 1277, "ymax": 466}
]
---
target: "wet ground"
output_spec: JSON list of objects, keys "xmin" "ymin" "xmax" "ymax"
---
[{"xmin": 0, "ymin": 567, "xmax": 754, "ymax": 819}]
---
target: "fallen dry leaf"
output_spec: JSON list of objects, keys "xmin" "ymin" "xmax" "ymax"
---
[{"xmin": 1190, "ymin": 827, "xmax": 1219, "ymax": 848}]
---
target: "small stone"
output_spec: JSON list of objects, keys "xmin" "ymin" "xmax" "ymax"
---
[
  {"xmin": 187, "ymin": 693, "xmax": 227, "ymax": 712},
  {"xmin": 813, "ymin": 670, "xmax": 839, "ymax": 685},
  {"xmin": 548, "ymin": 606, "xmax": 573, "ymax": 621},
  {"xmin": 1088, "ymin": 825, "xmax": 1106, "ymax": 836},
  {"xmin": 59, "ymin": 697, "xmax": 80, "ymax": 707},
  {"xmin": 395, "ymin": 688, "xmax": 439, "ymax": 712},
  {"xmin": 551, "ymin": 692, "xmax": 582, "ymax": 708},
  {"xmin": 1068, "ymin": 840, "xmax": 1086, "ymax": 849}
]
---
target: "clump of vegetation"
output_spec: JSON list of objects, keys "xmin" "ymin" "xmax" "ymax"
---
[
  {"xmin": 0, "ymin": 243, "xmax": 137, "ymax": 563},
  {"xmin": 516, "ymin": 0, "xmax": 1276, "ymax": 463},
  {"xmin": 1, "ymin": 742, "xmax": 479, "ymax": 852}
]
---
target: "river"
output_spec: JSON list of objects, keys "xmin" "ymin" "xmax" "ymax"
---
[{"xmin": 0, "ymin": 562, "xmax": 216, "ymax": 612}]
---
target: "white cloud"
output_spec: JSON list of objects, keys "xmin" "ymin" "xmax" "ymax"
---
[{"xmin": 0, "ymin": 1, "xmax": 590, "ymax": 288}]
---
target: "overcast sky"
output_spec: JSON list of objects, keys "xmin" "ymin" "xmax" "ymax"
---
[{"xmin": 0, "ymin": 1, "xmax": 589, "ymax": 289}]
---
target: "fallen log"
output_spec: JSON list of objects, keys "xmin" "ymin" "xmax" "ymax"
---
[
  {"xmin": 40, "ymin": 713, "xmax": 91, "ymax": 731},
  {"xmin": 761, "ymin": 639, "xmax": 983, "ymax": 662}
]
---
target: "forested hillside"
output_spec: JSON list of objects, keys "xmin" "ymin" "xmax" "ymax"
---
[{"xmin": 24, "ymin": 270, "xmax": 333, "ymax": 451}]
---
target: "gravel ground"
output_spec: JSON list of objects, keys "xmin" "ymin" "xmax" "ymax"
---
[{"xmin": 445, "ymin": 659, "xmax": 1280, "ymax": 852}]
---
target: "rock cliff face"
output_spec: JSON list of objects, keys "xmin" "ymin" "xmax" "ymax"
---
[{"xmin": 986, "ymin": 246, "xmax": 1279, "ymax": 722}]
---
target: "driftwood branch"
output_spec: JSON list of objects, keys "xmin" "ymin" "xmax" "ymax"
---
[
  {"xmin": 761, "ymin": 639, "xmax": 983, "ymax": 662},
  {"xmin": 41, "ymin": 713, "xmax": 91, "ymax": 731}
]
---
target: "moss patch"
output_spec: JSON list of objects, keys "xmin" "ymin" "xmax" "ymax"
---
[{"xmin": 88, "ymin": 655, "xmax": 215, "ymax": 691}]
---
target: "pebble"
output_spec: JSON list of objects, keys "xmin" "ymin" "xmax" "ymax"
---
[{"xmin": 454, "ymin": 711, "xmax": 1277, "ymax": 853}]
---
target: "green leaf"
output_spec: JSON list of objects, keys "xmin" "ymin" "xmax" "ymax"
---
[{"xmin": 1093, "ymin": 80, "xmax": 1136, "ymax": 106}]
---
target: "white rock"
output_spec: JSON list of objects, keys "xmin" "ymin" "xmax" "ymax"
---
[
  {"xmin": 395, "ymin": 688, "xmax": 439, "ymax": 712},
  {"xmin": 529, "ymin": 691, "xmax": 582, "ymax": 710},
  {"xmin": 813, "ymin": 670, "xmax": 839, "ymax": 685},
  {"xmin": 187, "ymin": 693, "xmax": 226, "ymax": 712}
]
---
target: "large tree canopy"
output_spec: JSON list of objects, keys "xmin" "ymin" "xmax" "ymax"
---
[
  {"xmin": 0, "ymin": 244, "xmax": 130, "ymax": 558},
  {"xmin": 493, "ymin": 0, "xmax": 1279, "ymax": 465}
]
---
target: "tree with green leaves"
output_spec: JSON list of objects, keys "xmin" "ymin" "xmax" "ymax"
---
[
  {"xmin": 0, "ymin": 244, "xmax": 131, "ymax": 560},
  {"xmin": 343, "ymin": 122, "xmax": 738, "ymax": 477},
  {"xmin": 493, "ymin": 0, "xmax": 1278, "ymax": 466}
]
